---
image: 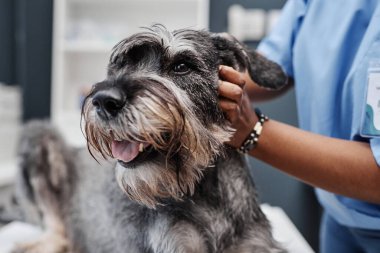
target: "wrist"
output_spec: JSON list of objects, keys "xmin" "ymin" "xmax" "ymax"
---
[
  {"xmin": 237, "ymin": 108, "xmax": 269, "ymax": 154},
  {"xmin": 226, "ymin": 109, "xmax": 258, "ymax": 149}
]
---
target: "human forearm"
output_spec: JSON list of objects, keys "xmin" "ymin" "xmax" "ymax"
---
[
  {"xmin": 251, "ymin": 120, "xmax": 380, "ymax": 203},
  {"xmin": 218, "ymin": 66, "xmax": 380, "ymax": 203}
]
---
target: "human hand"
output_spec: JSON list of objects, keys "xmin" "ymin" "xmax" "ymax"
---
[{"xmin": 218, "ymin": 65, "xmax": 258, "ymax": 149}]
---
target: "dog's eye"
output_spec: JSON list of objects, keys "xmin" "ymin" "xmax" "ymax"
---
[{"xmin": 173, "ymin": 63, "xmax": 190, "ymax": 74}]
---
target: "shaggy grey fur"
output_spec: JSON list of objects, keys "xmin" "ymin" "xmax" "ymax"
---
[{"xmin": 12, "ymin": 25, "xmax": 288, "ymax": 253}]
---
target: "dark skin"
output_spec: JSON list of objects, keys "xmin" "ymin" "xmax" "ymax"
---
[{"xmin": 218, "ymin": 65, "xmax": 380, "ymax": 204}]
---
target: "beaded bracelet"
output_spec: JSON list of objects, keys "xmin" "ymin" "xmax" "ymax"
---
[{"xmin": 238, "ymin": 108, "xmax": 269, "ymax": 154}]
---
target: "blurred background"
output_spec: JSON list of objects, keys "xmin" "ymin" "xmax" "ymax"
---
[{"xmin": 0, "ymin": 0, "xmax": 321, "ymax": 251}]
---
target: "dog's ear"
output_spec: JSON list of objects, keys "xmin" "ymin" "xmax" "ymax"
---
[{"xmin": 211, "ymin": 33, "xmax": 287, "ymax": 89}]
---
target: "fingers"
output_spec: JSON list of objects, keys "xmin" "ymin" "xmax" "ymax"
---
[
  {"xmin": 218, "ymin": 80, "xmax": 243, "ymax": 104},
  {"xmin": 219, "ymin": 98, "xmax": 241, "ymax": 123},
  {"xmin": 218, "ymin": 65, "xmax": 246, "ymax": 122},
  {"xmin": 218, "ymin": 65, "xmax": 246, "ymax": 105},
  {"xmin": 219, "ymin": 65, "xmax": 246, "ymax": 88},
  {"xmin": 218, "ymin": 65, "xmax": 258, "ymax": 148}
]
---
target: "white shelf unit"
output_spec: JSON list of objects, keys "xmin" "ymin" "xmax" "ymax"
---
[{"xmin": 52, "ymin": 0, "xmax": 210, "ymax": 147}]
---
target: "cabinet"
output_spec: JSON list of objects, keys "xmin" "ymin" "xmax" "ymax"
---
[{"xmin": 51, "ymin": 0, "xmax": 209, "ymax": 146}]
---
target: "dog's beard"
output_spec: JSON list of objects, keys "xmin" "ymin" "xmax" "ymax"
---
[{"xmin": 82, "ymin": 78, "xmax": 233, "ymax": 208}]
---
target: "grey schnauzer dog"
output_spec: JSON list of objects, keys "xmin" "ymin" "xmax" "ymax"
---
[{"xmin": 12, "ymin": 25, "xmax": 288, "ymax": 253}]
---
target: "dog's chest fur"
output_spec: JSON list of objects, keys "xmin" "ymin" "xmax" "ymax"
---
[{"xmin": 65, "ymin": 149, "xmax": 268, "ymax": 253}]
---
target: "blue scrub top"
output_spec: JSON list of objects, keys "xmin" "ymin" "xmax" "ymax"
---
[{"xmin": 258, "ymin": 0, "xmax": 380, "ymax": 229}]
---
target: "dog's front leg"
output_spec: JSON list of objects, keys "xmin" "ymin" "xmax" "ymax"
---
[
  {"xmin": 11, "ymin": 176, "xmax": 71, "ymax": 253},
  {"xmin": 12, "ymin": 122, "xmax": 72, "ymax": 253},
  {"xmin": 12, "ymin": 232, "xmax": 69, "ymax": 253}
]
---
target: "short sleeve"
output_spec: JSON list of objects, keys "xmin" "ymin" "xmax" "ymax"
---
[
  {"xmin": 370, "ymin": 138, "xmax": 380, "ymax": 168},
  {"xmin": 257, "ymin": 0, "xmax": 308, "ymax": 77}
]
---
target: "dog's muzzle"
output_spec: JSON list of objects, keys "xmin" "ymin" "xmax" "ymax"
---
[
  {"xmin": 92, "ymin": 88, "xmax": 126, "ymax": 120},
  {"xmin": 89, "ymin": 87, "xmax": 151, "ymax": 164}
]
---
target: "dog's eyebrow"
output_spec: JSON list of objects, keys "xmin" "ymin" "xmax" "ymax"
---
[
  {"xmin": 172, "ymin": 50, "xmax": 202, "ymax": 64},
  {"xmin": 172, "ymin": 49, "xmax": 196, "ymax": 58}
]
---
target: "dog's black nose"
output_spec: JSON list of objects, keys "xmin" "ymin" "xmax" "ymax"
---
[{"xmin": 92, "ymin": 89, "xmax": 125, "ymax": 119}]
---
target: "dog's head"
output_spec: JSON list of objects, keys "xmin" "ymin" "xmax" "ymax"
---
[{"xmin": 82, "ymin": 25, "xmax": 286, "ymax": 207}]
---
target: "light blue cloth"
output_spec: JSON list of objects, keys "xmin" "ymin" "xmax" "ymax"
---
[
  {"xmin": 320, "ymin": 212, "xmax": 380, "ymax": 253},
  {"xmin": 258, "ymin": 0, "xmax": 380, "ymax": 230}
]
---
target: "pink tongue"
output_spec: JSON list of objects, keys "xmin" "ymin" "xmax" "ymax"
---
[{"xmin": 111, "ymin": 140, "xmax": 140, "ymax": 163}]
